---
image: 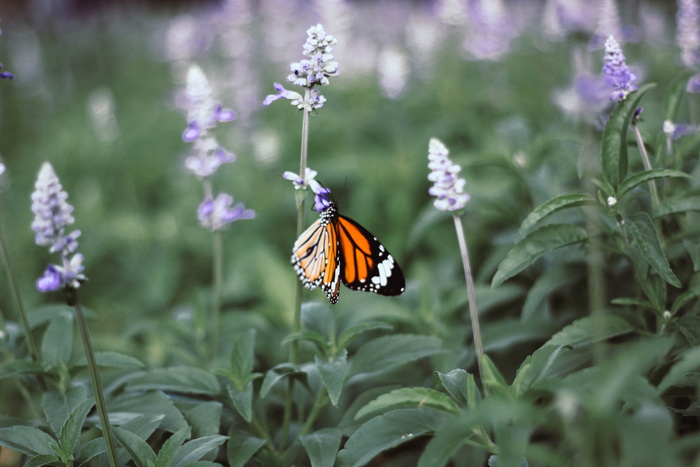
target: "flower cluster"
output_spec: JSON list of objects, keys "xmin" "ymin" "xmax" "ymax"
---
[
  {"xmin": 282, "ymin": 168, "xmax": 331, "ymax": 212},
  {"xmin": 182, "ymin": 65, "xmax": 254, "ymax": 231},
  {"xmin": 677, "ymin": 0, "xmax": 700, "ymax": 68},
  {"xmin": 31, "ymin": 163, "xmax": 86, "ymax": 292},
  {"xmin": 263, "ymin": 24, "xmax": 339, "ymax": 112},
  {"xmin": 602, "ymin": 35, "xmax": 638, "ymax": 102},
  {"xmin": 427, "ymin": 139, "xmax": 471, "ymax": 212}
]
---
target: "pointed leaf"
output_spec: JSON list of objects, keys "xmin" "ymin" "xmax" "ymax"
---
[
  {"xmin": 627, "ymin": 212, "xmax": 681, "ymax": 288},
  {"xmin": 617, "ymin": 169, "xmax": 690, "ymax": 200},
  {"xmin": 601, "ymin": 83, "xmax": 656, "ymax": 189},
  {"xmin": 43, "ymin": 386, "xmax": 88, "ymax": 437},
  {"xmin": 260, "ymin": 363, "xmax": 303, "ymax": 398},
  {"xmin": 24, "ymin": 453, "xmax": 62, "ymax": 467},
  {"xmin": 154, "ymin": 427, "xmax": 191, "ymax": 467},
  {"xmin": 42, "ymin": 313, "xmax": 73, "ymax": 367},
  {"xmin": 226, "ymin": 429, "xmax": 266, "ymax": 467},
  {"xmin": 112, "ymin": 426, "xmax": 157, "ymax": 467},
  {"xmin": 418, "ymin": 415, "xmax": 478, "ymax": 467},
  {"xmin": 355, "ymin": 387, "xmax": 459, "ymax": 420},
  {"xmin": 480, "ymin": 354, "xmax": 510, "ymax": 398},
  {"xmin": 108, "ymin": 391, "xmax": 187, "ymax": 433},
  {"xmin": 229, "ymin": 329, "xmax": 256, "ymax": 389},
  {"xmin": 349, "ymin": 334, "xmax": 444, "ymax": 376},
  {"xmin": 228, "ymin": 381, "xmax": 254, "ymax": 422},
  {"xmin": 512, "ymin": 345, "xmax": 568, "ymax": 395},
  {"xmin": 316, "ymin": 351, "xmax": 349, "ymax": 406},
  {"xmin": 437, "ymin": 369, "xmax": 470, "ymax": 406},
  {"xmin": 171, "ymin": 435, "xmax": 229, "ymax": 467},
  {"xmin": 281, "ymin": 330, "xmax": 330, "ymax": 354},
  {"xmin": 653, "ymin": 197, "xmax": 700, "ymax": 218},
  {"xmin": 671, "ymin": 287, "xmax": 700, "ymax": 316},
  {"xmin": 126, "ymin": 367, "xmax": 221, "ymax": 395},
  {"xmin": 74, "ymin": 351, "xmax": 145, "ymax": 369},
  {"xmin": 492, "ymin": 224, "xmax": 587, "ymax": 287},
  {"xmin": 516, "ymin": 193, "xmax": 595, "ymax": 238},
  {"xmin": 185, "ymin": 402, "xmax": 222, "ymax": 438},
  {"xmin": 546, "ymin": 315, "xmax": 632, "ymax": 347},
  {"xmin": 58, "ymin": 398, "xmax": 95, "ymax": 460},
  {"xmin": 337, "ymin": 321, "xmax": 393, "ymax": 351},
  {"xmin": 663, "ymin": 72, "xmax": 693, "ymax": 120},
  {"xmin": 336, "ymin": 408, "xmax": 447, "ymax": 467},
  {"xmin": 683, "ymin": 239, "xmax": 700, "ymax": 271},
  {"xmin": 0, "ymin": 426, "xmax": 57, "ymax": 457},
  {"xmin": 658, "ymin": 347, "xmax": 700, "ymax": 393},
  {"xmin": 299, "ymin": 428, "xmax": 343, "ymax": 467}
]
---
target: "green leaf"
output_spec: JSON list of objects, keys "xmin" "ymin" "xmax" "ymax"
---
[
  {"xmin": 349, "ymin": 334, "xmax": 444, "ymax": 376},
  {"xmin": 281, "ymin": 330, "xmax": 330, "ymax": 355},
  {"xmin": 301, "ymin": 301, "xmax": 337, "ymax": 340},
  {"xmin": 336, "ymin": 321, "xmax": 393, "ymax": 352},
  {"xmin": 0, "ymin": 426, "xmax": 57, "ymax": 457},
  {"xmin": 185, "ymin": 402, "xmax": 222, "ymax": 438},
  {"xmin": 658, "ymin": 347, "xmax": 700, "ymax": 393},
  {"xmin": 0, "ymin": 360, "xmax": 46, "ymax": 379},
  {"xmin": 108, "ymin": 391, "xmax": 188, "ymax": 433},
  {"xmin": 299, "ymin": 428, "xmax": 343, "ymax": 467},
  {"xmin": 601, "ymin": 83, "xmax": 656, "ymax": 189},
  {"xmin": 42, "ymin": 385, "xmax": 88, "ymax": 437},
  {"xmin": 24, "ymin": 453, "xmax": 63, "ymax": 467},
  {"xmin": 521, "ymin": 265, "xmax": 583, "ymax": 321},
  {"xmin": 355, "ymin": 387, "xmax": 459, "ymax": 420},
  {"xmin": 316, "ymin": 351, "xmax": 349, "ymax": 406},
  {"xmin": 75, "ymin": 351, "xmax": 145, "ymax": 369},
  {"xmin": 492, "ymin": 224, "xmax": 588, "ymax": 287},
  {"xmin": 113, "ymin": 426, "xmax": 157, "ymax": 467},
  {"xmin": 611, "ymin": 297, "xmax": 656, "ymax": 311},
  {"xmin": 627, "ymin": 212, "xmax": 681, "ymax": 288},
  {"xmin": 260, "ymin": 363, "xmax": 303, "ymax": 398},
  {"xmin": 58, "ymin": 398, "xmax": 95, "ymax": 461},
  {"xmin": 516, "ymin": 193, "xmax": 595, "ymax": 239},
  {"xmin": 683, "ymin": 239, "xmax": 700, "ymax": 271},
  {"xmin": 512, "ymin": 345, "xmax": 567, "ymax": 396},
  {"xmin": 42, "ymin": 313, "xmax": 73, "ymax": 367},
  {"xmin": 228, "ymin": 381, "xmax": 254, "ymax": 422},
  {"xmin": 617, "ymin": 169, "xmax": 691, "ymax": 200},
  {"xmin": 480, "ymin": 354, "xmax": 510, "ymax": 398},
  {"xmin": 226, "ymin": 429, "xmax": 266, "ymax": 467},
  {"xmin": 154, "ymin": 427, "xmax": 191, "ymax": 467},
  {"xmin": 171, "ymin": 435, "xmax": 229, "ymax": 467},
  {"xmin": 336, "ymin": 408, "xmax": 447, "ymax": 467},
  {"xmin": 653, "ymin": 197, "xmax": 700, "ymax": 218},
  {"xmin": 671, "ymin": 287, "xmax": 700, "ymax": 316},
  {"xmin": 417, "ymin": 415, "xmax": 478, "ymax": 467},
  {"xmin": 437, "ymin": 369, "xmax": 470, "ymax": 406},
  {"xmin": 229, "ymin": 329, "xmax": 256, "ymax": 390},
  {"xmin": 676, "ymin": 130, "xmax": 700, "ymax": 163},
  {"xmin": 545, "ymin": 315, "xmax": 633, "ymax": 347},
  {"xmin": 126, "ymin": 367, "xmax": 221, "ymax": 395},
  {"xmin": 663, "ymin": 72, "xmax": 693, "ymax": 121}
]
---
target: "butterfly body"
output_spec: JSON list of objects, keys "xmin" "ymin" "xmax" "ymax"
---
[{"xmin": 292, "ymin": 199, "xmax": 405, "ymax": 304}]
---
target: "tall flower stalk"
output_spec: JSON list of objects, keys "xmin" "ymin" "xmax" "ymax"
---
[
  {"xmin": 427, "ymin": 139, "xmax": 487, "ymax": 392},
  {"xmin": 264, "ymin": 23, "xmax": 339, "ymax": 449},
  {"xmin": 31, "ymin": 162, "xmax": 118, "ymax": 467},
  {"xmin": 182, "ymin": 64, "xmax": 254, "ymax": 362}
]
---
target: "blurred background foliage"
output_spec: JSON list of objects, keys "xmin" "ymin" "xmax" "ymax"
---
[{"xmin": 0, "ymin": 0, "xmax": 690, "ymax": 409}]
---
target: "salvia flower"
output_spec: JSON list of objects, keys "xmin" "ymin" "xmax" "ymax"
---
[
  {"xmin": 677, "ymin": 0, "xmax": 700, "ymax": 68},
  {"xmin": 198, "ymin": 193, "xmax": 255, "ymax": 231},
  {"xmin": 182, "ymin": 64, "xmax": 236, "ymax": 177},
  {"xmin": 263, "ymin": 24, "xmax": 338, "ymax": 112},
  {"xmin": 602, "ymin": 35, "xmax": 638, "ymax": 102},
  {"xmin": 427, "ymin": 138, "xmax": 471, "ymax": 212},
  {"xmin": 31, "ymin": 162, "xmax": 86, "ymax": 292},
  {"xmin": 282, "ymin": 167, "xmax": 318, "ymax": 190},
  {"xmin": 0, "ymin": 162, "xmax": 5, "ymax": 175},
  {"xmin": 0, "ymin": 63, "xmax": 13, "ymax": 80}
]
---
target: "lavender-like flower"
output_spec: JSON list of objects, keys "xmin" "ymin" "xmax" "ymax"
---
[
  {"xmin": 183, "ymin": 64, "xmax": 236, "ymax": 178},
  {"xmin": 0, "ymin": 63, "xmax": 13, "ymax": 80},
  {"xmin": 677, "ymin": 0, "xmax": 700, "ymax": 68},
  {"xmin": 427, "ymin": 139, "xmax": 470, "ymax": 212},
  {"xmin": 602, "ymin": 35, "xmax": 638, "ymax": 102},
  {"xmin": 282, "ymin": 167, "xmax": 330, "ymax": 211},
  {"xmin": 31, "ymin": 163, "xmax": 86, "ymax": 292},
  {"xmin": 0, "ymin": 162, "xmax": 5, "ymax": 175},
  {"xmin": 263, "ymin": 24, "xmax": 338, "ymax": 112},
  {"xmin": 198, "ymin": 193, "xmax": 255, "ymax": 231}
]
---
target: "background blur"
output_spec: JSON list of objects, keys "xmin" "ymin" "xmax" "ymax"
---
[{"xmin": 0, "ymin": 0, "xmax": 682, "ymax": 365}]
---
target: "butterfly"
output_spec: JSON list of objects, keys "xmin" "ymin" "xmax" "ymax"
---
[{"xmin": 292, "ymin": 189, "xmax": 405, "ymax": 304}]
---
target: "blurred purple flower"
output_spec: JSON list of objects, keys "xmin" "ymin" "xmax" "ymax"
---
[
  {"xmin": 688, "ymin": 73, "xmax": 700, "ymax": 93},
  {"xmin": 553, "ymin": 71, "xmax": 609, "ymax": 123},
  {"xmin": 263, "ymin": 82, "xmax": 303, "ymax": 106},
  {"xmin": 427, "ymin": 138, "xmax": 470, "ymax": 212},
  {"xmin": 31, "ymin": 163, "xmax": 87, "ymax": 292},
  {"xmin": 0, "ymin": 63, "xmax": 13, "ymax": 79},
  {"xmin": 0, "ymin": 162, "xmax": 5, "ymax": 175},
  {"xmin": 198, "ymin": 194, "xmax": 255, "ymax": 231},
  {"xmin": 677, "ymin": 0, "xmax": 700, "ymax": 68},
  {"xmin": 603, "ymin": 35, "xmax": 638, "ymax": 102},
  {"xmin": 462, "ymin": 0, "xmax": 517, "ymax": 61}
]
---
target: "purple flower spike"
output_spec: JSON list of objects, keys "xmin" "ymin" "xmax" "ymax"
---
[
  {"xmin": 427, "ymin": 139, "xmax": 471, "ymax": 213},
  {"xmin": 602, "ymin": 35, "xmax": 638, "ymax": 102}
]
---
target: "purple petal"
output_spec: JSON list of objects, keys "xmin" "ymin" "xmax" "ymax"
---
[
  {"xmin": 182, "ymin": 121, "xmax": 201, "ymax": 142},
  {"xmin": 37, "ymin": 265, "xmax": 62, "ymax": 292},
  {"xmin": 214, "ymin": 104, "xmax": 236, "ymax": 122}
]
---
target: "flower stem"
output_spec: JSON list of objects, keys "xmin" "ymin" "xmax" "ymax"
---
[
  {"xmin": 631, "ymin": 121, "xmax": 659, "ymax": 206},
  {"xmin": 452, "ymin": 215, "xmax": 487, "ymax": 394},
  {"xmin": 72, "ymin": 294, "xmax": 118, "ymax": 467},
  {"xmin": 210, "ymin": 230, "xmax": 223, "ymax": 363},
  {"xmin": 0, "ymin": 222, "xmax": 42, "ymax": 364},
  {"xmin": 282, "ymin": 88, "xmax": 312, "ymax": 451}
]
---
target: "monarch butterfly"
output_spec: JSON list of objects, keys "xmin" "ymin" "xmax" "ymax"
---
[{"xmin": 292, "ymin": 189, "xmax": 405, "ymax": 304}]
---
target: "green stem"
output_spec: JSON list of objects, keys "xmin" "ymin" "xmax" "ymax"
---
[
  {"xmin": 282, "ymin": 88, "xmax": 312, "ymax": 451},
  {"xmin": 631, "ymin": 122, "xmax": 659, "ymax": 207},
  {"xmin": 211, "ymin": 230, "xmax": 223, "ymax": 363},
  {"xmin": 452, "ymin": 215, "xmax": 487, "ymax": 395},
  {"xmin": 72, "ymin": 293, "xmax": 118, "ymax": 467},
  {"xmin": 298, "ymin": 391, "xmax": 328, "ymax": 438},
  {"xmin": 0, "ymin": 222, "xmax": 41, "ymax": 363}
]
